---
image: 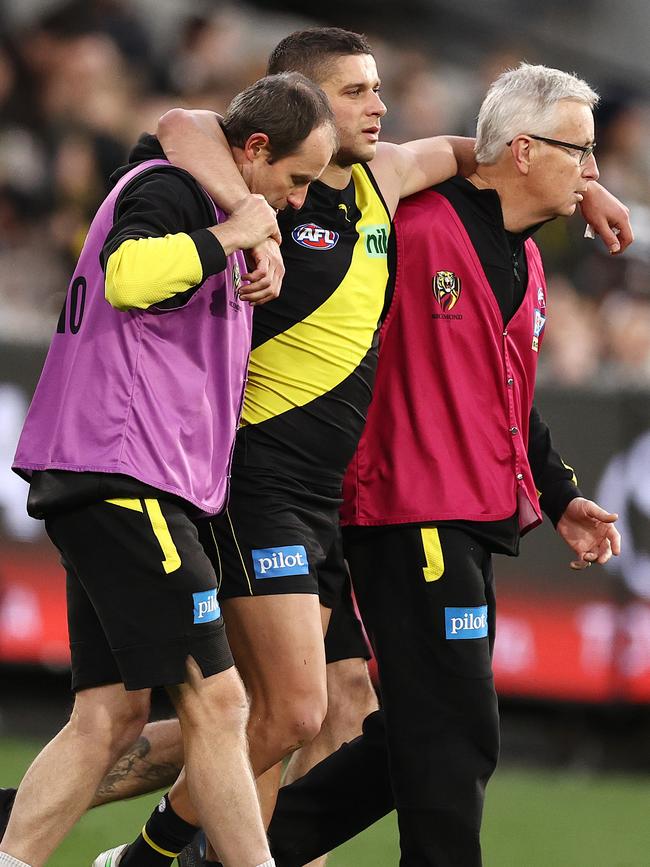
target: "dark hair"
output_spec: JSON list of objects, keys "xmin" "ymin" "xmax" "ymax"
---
[
  {"xmin": 267, "ymin": 27, "xmax": 373, "ymax": 84},
  {"xmin": 221, "ymin": 71, "xmax": 336, "ymax": 162}
]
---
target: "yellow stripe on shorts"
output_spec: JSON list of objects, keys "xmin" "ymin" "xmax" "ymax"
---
[
  {"xmin": 105, "ymin": 497, "xmax": 143, "ymax": 512},
  {"xmin": 420, "ymin": 527, "xmax": 444, "ymax": 582},
  {"xmin": 144, "ymin": 499, "xmax": 182, "ymax": 574}
]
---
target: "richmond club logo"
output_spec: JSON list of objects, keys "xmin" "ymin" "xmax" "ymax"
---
[
  {"xmin": 433, "ymin": 271, "xmax": 461, "ymax": 311},
  {"xmin": 292, "ymin": 223, "xmax": 339, "ymax": 251}
]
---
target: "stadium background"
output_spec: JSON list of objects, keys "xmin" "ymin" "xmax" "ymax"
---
[{"xmin": 2, "ymin": 0, "xmax": 650, "ymax": 863}]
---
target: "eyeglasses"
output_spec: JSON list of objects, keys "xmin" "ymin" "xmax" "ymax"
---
[{"xmin": 507, "ymin": 134, "xmax": 596, "ymax": 166}]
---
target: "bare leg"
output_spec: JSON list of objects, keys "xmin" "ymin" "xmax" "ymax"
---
[
  {"xmin": 281, "ymin": 657, "xmax": 379, "ymax": 867},
  {"xmin": 167, "ymin": 657, "xmax": 270, "ymax": 867},
  {"xmin": 284, "ymin": 657, "xmax": 378, "ymax": 781},
  {"xmin": 224, "ymin": 594, "xmax": 330, "ymax": 821},
  {"xmin": 255, "ymin": 763, "xmax": 283, "ymax": 827},
  {"xmin": 92, "ymin": 718, "xmax": 183, "ymax": 806},
  {"xmin": 0, "ymin": 683, "xmax": 150, "ymax": 867},
  {"xmin": 168, "ymin": 593, "xmax": 327, "ymax": 865}
]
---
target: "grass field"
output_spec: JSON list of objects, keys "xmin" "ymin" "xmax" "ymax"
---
[{"xmin": 3, "ymin": 736, "xmax": 650, "ymax": 866}]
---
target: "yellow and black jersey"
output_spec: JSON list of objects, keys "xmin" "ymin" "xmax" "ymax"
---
[{"xmin": 237, "ymin": 163, "xmax": 391, "ymax": 484}]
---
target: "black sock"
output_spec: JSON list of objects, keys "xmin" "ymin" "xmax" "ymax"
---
[{"xmin": 121, "ymin": 793, "xmax": 199, "ymax": 867}]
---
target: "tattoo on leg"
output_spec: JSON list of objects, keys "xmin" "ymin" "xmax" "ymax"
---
[{"xmin": 95, "ymin": 736, "xmax": 182, "ymax": 803}]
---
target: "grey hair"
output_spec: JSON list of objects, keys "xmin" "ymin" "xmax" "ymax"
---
[{"xmin": 475, "ymin": 63, "xmax": 599, "ymax": 165}]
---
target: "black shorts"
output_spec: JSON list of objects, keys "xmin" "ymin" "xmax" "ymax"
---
[
  {"xmin": 324, "ymin": 574, "xmax": 371, "ymax": 664},
  {"xmin": 197, "ymin": 468, "xmax": 346, "ymax": 608},
  {"xmin": 46, "ymin": 497, "xmax": 234, "ymax": 692}
]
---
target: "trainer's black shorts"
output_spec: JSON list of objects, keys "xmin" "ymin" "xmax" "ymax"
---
[
  {"xmin": 45, "ymin": 497, "xmax": 234, "ymax": 692},
  {"xmin": 324, "ymin": 574, "xmax": 371, "ymax": 664},
  {"xmin": 197, "ymin": 468, "xmax": 346, "ymax": 608}
]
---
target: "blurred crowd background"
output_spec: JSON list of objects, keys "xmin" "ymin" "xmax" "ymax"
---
[{"xmin": 1, "ymin": 0, "xmax": 650, "ymax": 382}]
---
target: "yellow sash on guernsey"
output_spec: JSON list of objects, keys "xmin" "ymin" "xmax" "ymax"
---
[{"xmin": 242, "ymin": 164, "xmax": 390, "ymax": 426}]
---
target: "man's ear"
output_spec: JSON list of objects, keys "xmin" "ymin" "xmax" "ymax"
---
[
  {"xmin": 243, "ymin": 132, "xmax": 271, "ymax": 162},
  {"xmin": 509, "ymin": 135, "xmax": 532, "ymax": 176}
]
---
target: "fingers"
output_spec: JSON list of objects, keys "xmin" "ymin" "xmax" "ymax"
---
[
  {"xmin": 570, "ymin": 549, "xmax": 600, "ymax": 569},
  {"xmin": 240, "ymin": 268, "xmax": 281, "ymax": 302},
  {"xmin": 239, "ymin": 272, "xmax": 281, "ymax": 305},
  {"xmin": 584, "ymin": 501, "xmax": 618, "ymax": 523},
  {"xmin": 240, "ymin": 240, "xmax": 285, "ymax": 304},
  {"xmin": 245, "ymin": 287, "xmax": 279, "ymax": 305},
  {"xmin": 606, "ymin": 524, "xmax": 622, "ymax": 557},
  {"xmin": 569, "ymin": 525, "xmax": 621, "ymax": 570},
  {"xmin": 241, "ymin": 265, "xmax": 268, "ymax": 285},
  {"xmin": 595, "ymin": 537, "xmax": 612, "ymax": 565},
  {"xmin": 597, "ymin": 216, "xmax": 632, "ymax": 255},
  {"xmin": 614, "ymin": 216, "xmax": 634, "ymax": 254},
  {"xmin": 597, "ymin": 221, "xmax": 622, "ymax": 255}
]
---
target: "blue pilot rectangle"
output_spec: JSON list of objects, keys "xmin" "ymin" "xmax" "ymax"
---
[
  {"xmin": 445, "ymin": 606, "xmax": 488, "ymax": 639},
  {"xmin": 193, "ymin": 589, "xmax": 220, "ymax": 623},
  {"xmin": 252, "ymin": 545, "xmax": 309, "ymax": 579}
]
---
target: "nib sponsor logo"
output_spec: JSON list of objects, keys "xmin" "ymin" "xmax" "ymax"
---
[
  {"xmin": 363, "ymin": 224, "xmax": 389, "ymax": 258},
  {"xmin": 445, "ymin": 606, "xmax": 488, "ymax": 639},
  {"xmin": 192, "ymin": 589, "xmax": 220, "ymax": 624},
  {"xmin": 252, "ymin": 545, "xmax": 309, "ymax": 579}
]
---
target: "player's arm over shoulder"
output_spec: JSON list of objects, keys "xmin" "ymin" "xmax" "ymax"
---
[{"xmin": 369, "ymin": 136, "xmax": 477, "ymax": 216}]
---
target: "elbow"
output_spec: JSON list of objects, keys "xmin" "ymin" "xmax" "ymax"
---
[
  {"xmin": 105, "ymin": 276, "xmax": 133, "ymax": 311},
  {"xmin": 157, "ymin": 108, "xmax": 191, "ymax": 147},
  {"xmin": 104, "ymin": 242, "xmax": 152, "ymax": 311}
]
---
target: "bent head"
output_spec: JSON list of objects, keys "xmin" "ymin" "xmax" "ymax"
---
[
  {"xmin": 268, "ymin": 27, "xmax": 387, "ymax": 168},
  {"xmin": 222, "ymin": 72, "xmax": 337, "ymax": 210},
  {"xmin": 475, "ymin": 63, "xmax": 600, "ymax": 220}
]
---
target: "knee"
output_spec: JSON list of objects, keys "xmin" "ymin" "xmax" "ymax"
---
[
  {"xmin": 176, "ymin": 664, "xmax": 249, "ymax": 735},
  {"xmin": 69, "ymin": 687, "xmax": 150, "ymax": 758},
  {"xmin": 251, "ymin": 690, "xmax": 327, "ymax": 755},
  {"xmin": 326, "ymin": 658, "xmax": 378, "ymax": 732},
  {"xmin": 284, "ymin": 698, "xmax": 328, "ymax": 749}
]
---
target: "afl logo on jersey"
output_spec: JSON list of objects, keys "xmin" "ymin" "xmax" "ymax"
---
[{"xmin": 292, "ymin": 223, "xmax": 339, "ymax": 251}]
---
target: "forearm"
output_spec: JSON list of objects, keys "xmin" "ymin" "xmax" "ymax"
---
[
  {"xmin": 443, "ymin": 135, "xmax": 477, "ymax": 178},
  {"xmin": 527, "ymin": 405, "xmax": 581, "ymax": 525},
  {"xmin": 158, "ymin": 108, "xmax": 250, "ymax": 212},
  {"xmin": 105, "ymin": 230, "xmax": 224, "ymax": 310},
  {"xmin": 379, "ymin": 135, "xmax": 476, "ymax": 204}
]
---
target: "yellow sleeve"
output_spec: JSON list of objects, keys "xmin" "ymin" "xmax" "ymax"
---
[{"xmin": 105, "ymin": 234, "xmax": 203, "ymax": 310}]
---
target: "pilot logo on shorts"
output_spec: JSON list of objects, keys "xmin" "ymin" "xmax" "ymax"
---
[
  {"xmin": 252, "ymin": 545, "xmax": 310, "ymax": 579},
  {"xmin": 193, "ymin": 589, "xmax": 221, "ymax": 624},
  {"xmin": 292, "ymin": 223, "xmax": 339, "ymax": 251},
  {"xmin": 445, "ymin": 606, "xmax": 488, "ymax": 639},
  {"xmin": 433, "ymin": 271, "xmax": 461, "ymax": 312}
]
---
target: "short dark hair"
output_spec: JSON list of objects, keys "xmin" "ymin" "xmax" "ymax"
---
[
  {"xmin": 267, "ymin": 27, "xmax": 373, "ymax": 84},
  {"xmin": 221, "ymin": 72, "xmax": 336, "ymax": 162}
]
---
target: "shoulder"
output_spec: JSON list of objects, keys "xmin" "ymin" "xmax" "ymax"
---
[
  {"xmin": 365, "ymin": 143, "xmax": 406, "ymax": 217},
  {"xmin": 115, "ymin": 163, "xmax": 214, "ymax": 229},
  {"xmin": 119, "ymin": 163, "xmax": 203, "ymax": 200}
]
